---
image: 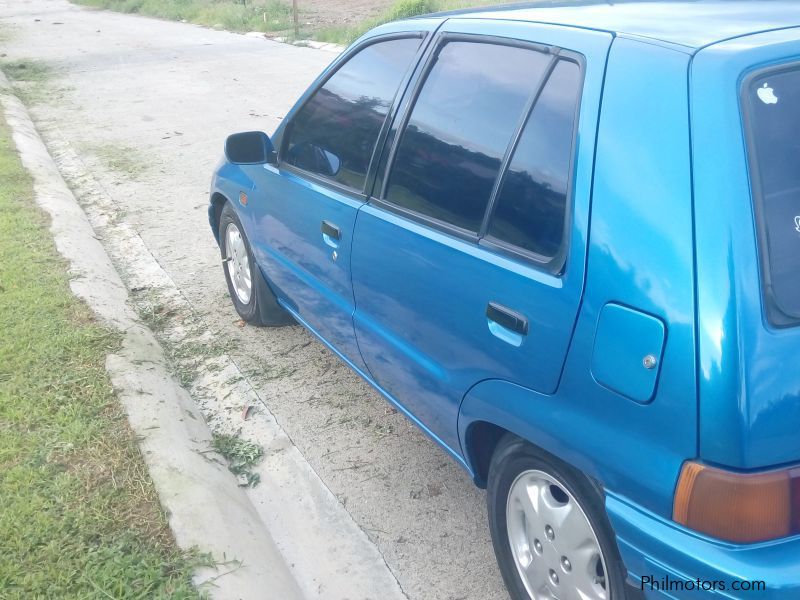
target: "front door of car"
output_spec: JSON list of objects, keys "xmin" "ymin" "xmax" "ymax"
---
[
  {"xmin": 248, "ymin": 33, "xmax": 427, "ymax": 370},
  {"xmin": 350, "ymin": 21, "xmax": 612, "ymax": 453}
]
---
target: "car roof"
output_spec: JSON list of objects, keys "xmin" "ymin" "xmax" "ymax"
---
[{"xmin": 428, "ymin": 1, "xmax": 800, "ymax": 50}]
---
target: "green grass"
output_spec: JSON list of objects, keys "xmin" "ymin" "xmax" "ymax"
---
[
  {"xmin": 1, "ymin": 59, "xmax": 54, "ymax": 104},
  {"xmin": 91, "ymin": 142, "xmax": 150, "ymax": 179},
  {"xmin": 212, "ymin": 433, "xmax": 263, "ymax": 488},
  {"xmin": 0, "ymin": 114, "xmax": 203, "ymax": 597},
  {"xmin": 73, "ymin": 0, "xmax": 296, "ymax": 34},
  {"xmin": 314, "ymin": 0, "xmax": 516, "ymax": 44}
]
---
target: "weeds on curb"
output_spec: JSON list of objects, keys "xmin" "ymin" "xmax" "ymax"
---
[
  {"xmin": 136, "ymin": 296, "xmax": 235, "ymax": 388},
  {"xmin": 130, "ymin": 282, "xmax": 267, "ymax": 491},
  {"xmin": 212, "ymin": 433, "xmax": 264, "ymax": 487},
  {"xmin": 138, "ymin": 301, "xmax": 177, "ymax": 333}
]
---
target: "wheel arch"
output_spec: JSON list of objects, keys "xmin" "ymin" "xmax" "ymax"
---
[
  {"xmin": 462, "ymin": 419, "xmax": 599, "ymax": 492},
  {"xmin": 209, "ymin": 191, "xmax": 229, "ymax": 245},
  {"xmin": 462, "ymin": 420, "xmax": 509, "ymax": 488},
  {"xmin": 459, "ymin": 379, "xmax": 608, "ymax": 493}
]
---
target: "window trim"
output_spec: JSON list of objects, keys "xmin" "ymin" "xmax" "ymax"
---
[
  {"xmin": 741, "ymin": 60, "xmax": 800, "ymax": 327},
  {"xmin": 277, "ymin": 31, "xmax": 427, "ymax": 200},
  {"xmin": 482, "ymin": 54, "xmax": 585, "ymax": 272},
  {"xmin": 370, "ymin": 196, "xmax": 481, "ymax": 244},
  {"xmin": 374, "ymin": 31, "xmax": 585, "ymax": 274},
  {"xmin": 378, "ymin": 32, "xmax": 555, "ymax": 202},
  {"xmin": 478, "ymin": 55, "xmax": 559, "ymax": 237}
]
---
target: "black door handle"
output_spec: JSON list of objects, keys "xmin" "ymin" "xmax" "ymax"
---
[
  {"xmin": 321, "ymin": 220, "xmax": 341, "ymax": 240},
  {"xmin": 486, "ymin": 302, "xmax": 528, "ymax": 335}
]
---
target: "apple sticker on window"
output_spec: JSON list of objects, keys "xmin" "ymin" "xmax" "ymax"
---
[{"xmin": 758, "ymin": 82, "xmax": 779, "ymax": 105}]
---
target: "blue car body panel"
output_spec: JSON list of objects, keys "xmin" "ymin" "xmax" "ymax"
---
[
  {"xmin": 691, "ymin": 27, "xmax": 800, "ymax": 470},
  {"xmin": 208, "ymin": 2, "xmax": 800, "ymax": 597},
  {"xmin": 247, "ymin": 162, "xmax": 368, "ymax": 372},
  {"xmin": 459, "ymin": 34, "xmax": 697, "ymax": 520},
  {"xmin": 591, "ymin": 303, "xmax": 666, "ymax": 404},
  {"xmin": 462, "ymin": 1, "xmax": 800, "ymax": 50},
  {"xmin": 608, "ymin": 493, "xmax": 800, "ymax": 598},
  {"xmin": 210, "ymin": 160, "xmax": 254, "ymax": 242},
  {"xmin": 351, "ymin": 18, "xmax": 612, "ymax": 457}
]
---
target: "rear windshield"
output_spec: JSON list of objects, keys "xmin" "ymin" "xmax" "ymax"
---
[{"xmin": 745, "ymin": 66, "xmax": 800, "ymax": 323}]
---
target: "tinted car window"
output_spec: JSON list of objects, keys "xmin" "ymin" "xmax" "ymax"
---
[
  {"xmin": 285, "ymin": 37, "xmax": 421, "ymax": 191},
  {"xmin": 385, "ymin": 41, "xmax": 551, "ymax": 232},
  {"xmin": 488, "ymin": 60, "xmax": 581, "ymax": 259},
  {"xmin": 747, "ymin": 67, "xmax": 800, "ymax": 319}
]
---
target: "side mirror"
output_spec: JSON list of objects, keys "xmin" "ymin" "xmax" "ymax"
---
[{"xmin": 224, "ymin": 131, "xmax": 276, "ymax": 165}]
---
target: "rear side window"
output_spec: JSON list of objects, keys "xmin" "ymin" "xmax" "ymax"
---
[
  {"xmin": 284, "ymin": 37, "xmax": 421, "ymax": 192},
  {"xmin": 487, "ymin": 60, "xmax": 581, "ymax": 258},
  {"xmin": 745, "ymin": 67, "xmax": 800, "ymax": 321},
  {"xmin": 384, "ymin": 41, "xmax": 552, "ymax": 232}
]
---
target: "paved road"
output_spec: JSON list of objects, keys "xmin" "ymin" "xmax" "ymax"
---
[{"xmin": 0, "ymin": 2, "xmax": 507, "ymax": 599}]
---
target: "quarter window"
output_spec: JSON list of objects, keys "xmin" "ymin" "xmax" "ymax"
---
[
  {"xmin": 384, "ymin": 41, "xmax": 551, "ymax": 232},
  {"xmin": 487, "ymin": 60, "xmax": 581, "ymax": 258},
  {"xmin": 284, "ymin": 37, "xmax": 421, "ymax": 192}
]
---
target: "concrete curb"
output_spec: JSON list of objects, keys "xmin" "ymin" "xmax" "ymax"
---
[
  {"xmin": 40, "ymin": 99, "xmax": 410, "ymax": 600},
  {"xmin": 244, "ymin": 31, "xmax": 345, "ymax": 54},
  {"xmin": 0, "ymin": 72, "xmax": 304, "ymax": 600}
]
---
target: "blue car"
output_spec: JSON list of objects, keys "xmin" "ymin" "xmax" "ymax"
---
[{"xmin": 209, "ymin": 2, "xmax": 800, "ymax": 598}]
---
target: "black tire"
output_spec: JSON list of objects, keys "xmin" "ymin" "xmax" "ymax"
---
[
  {"xmin": 487, "ymin": 434, "xmax": 627, "ymax": 600},
  {"xmin": 218, "ymin": 202, "xmax": 293, "ymax": 327}
]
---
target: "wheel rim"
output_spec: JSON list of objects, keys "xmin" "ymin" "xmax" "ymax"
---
[
  {"xmin": 506, "ymin": 469, "xmax": 609, "ymax": 600},
  {"xmin": 224, "ymin": 222, "xmax": 252, "ymax": 305}
]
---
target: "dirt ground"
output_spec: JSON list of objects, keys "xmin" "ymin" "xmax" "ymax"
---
[
  {"xmin": 299, "ymin": 0, "xmax": 398, "ymax": 29},
  {"xmin": 0, "ymin": 1, "xmax": 508, "ymax": 599}
]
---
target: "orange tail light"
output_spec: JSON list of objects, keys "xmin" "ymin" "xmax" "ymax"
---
[{"xmin": 673, "ymin": 461, "xmax": 800, "ymax": 543}]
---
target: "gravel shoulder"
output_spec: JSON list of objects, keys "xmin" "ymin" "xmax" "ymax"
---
[{"xmin": 0, "ymin": 2, "xmax": 507, "ymax": 599}]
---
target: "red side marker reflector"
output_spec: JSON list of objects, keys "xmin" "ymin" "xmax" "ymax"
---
[{"xmin": 239, "ymin": 191, "xmax": 248, "ymax": 206}]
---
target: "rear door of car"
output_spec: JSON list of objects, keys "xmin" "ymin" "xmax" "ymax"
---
[
  {"xmin": 248, "ymin": 28, "xmax": 432, "ymax": 370},
  {"xmin": 350, "ymin": 19, "xmax": 612, "ymax": 453}
]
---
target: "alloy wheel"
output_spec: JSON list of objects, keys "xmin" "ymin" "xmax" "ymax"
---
[
  {"xmin": 506, "ymin": 469, "xmax": 609, "ymax": 600},
  {"xmin": 224, "ymin": 222, "xmax": 252, "ymax": 305}
]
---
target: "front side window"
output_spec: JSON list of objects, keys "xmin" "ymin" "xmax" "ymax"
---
[
  {"xmin": 487, "ymin": 59, "xmax": 581, "ymax": 259},
  {"xmin": 384, "ymin": 40, "xmax": 551, "ymax": 232},
  {"xmin": 284, "ymin": 37, "xmax": 421, "ymax": 191},
  {"xmin": 745, "ymin": 66, "xmax": 800, "ymax": 321}
]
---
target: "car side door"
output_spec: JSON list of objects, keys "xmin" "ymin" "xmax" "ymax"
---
[
  {"xmin": 248, "ymin": 30, "xmax": 430, "ymax": 370},
  {"xmin": 351, "ymin": 20, "xmax": 611, "ymax": 454}
]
